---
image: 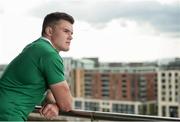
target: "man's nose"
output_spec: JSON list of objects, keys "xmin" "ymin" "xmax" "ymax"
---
[{"xmin": 68, "ymin": 34, "xmax": 73, "ymax": 40}]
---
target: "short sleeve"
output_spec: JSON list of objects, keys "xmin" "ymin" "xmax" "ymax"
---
[{"xmin": 40, "ymin": 53, "xmax": 65, "ymax": 85}]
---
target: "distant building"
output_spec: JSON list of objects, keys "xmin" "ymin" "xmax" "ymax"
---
[
  {"xmin": 68, "ymin": 57, "xmax": 180, "ymax": 117},
  {"xmin": 157, "ymin": 70, "xmax": 180, "ymax": 117}
]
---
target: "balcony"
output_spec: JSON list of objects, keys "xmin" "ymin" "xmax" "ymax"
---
[{"xmin": 28, "ymin": 106, "xmax": 180, "ymax": 121}]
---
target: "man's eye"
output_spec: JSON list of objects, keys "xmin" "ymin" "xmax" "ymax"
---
[{"xmin": 64, "ymin": 30, "xmax": 69, "ymax": 33}]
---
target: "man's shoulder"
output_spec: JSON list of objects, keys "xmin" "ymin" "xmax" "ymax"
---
[
  {"xmin": 35, "ymin": 38, "xmax": 58, "ymax": 53},
  {"xmin": 32, "ymin": 38, "xmax": 51, "ymax": 47},
  {"xmin": 23, "ymin": 38, "xmax": 55, "ymax": 54}
]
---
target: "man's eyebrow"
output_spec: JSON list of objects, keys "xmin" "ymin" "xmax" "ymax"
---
[{"xmin": 63, "ymin": 27, "xmax": 73, "ymax": 34}]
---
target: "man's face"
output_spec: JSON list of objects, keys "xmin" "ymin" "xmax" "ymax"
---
[{"xmin": 51, "ymin": 20, "xmax": 73, "ymax": 52}]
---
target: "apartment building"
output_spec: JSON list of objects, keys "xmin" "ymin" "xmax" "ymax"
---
[
  {"xmin": 69, "ymin": 58, "xmax": 180, "ymax": 117},
  {"xmin": 157, "ymin": 70, "xmax": 180, "ymax": 117},
  {"xmin": 82, "ymin": 67, "xmax": 157, "ymax": 101}
]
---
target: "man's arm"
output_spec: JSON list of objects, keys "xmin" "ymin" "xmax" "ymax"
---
[
  {"xmin": 39, "ymin": 80, "xmax": 72, "ymax": 119},
  {"xmin": 39, "ymin": 90, "xmax": 59, "ymax": 119},
  {"xmin": 45, "ymin": 90, "xmax": 56, "ymax": 103},
  {"xmin": 49, "ymin": 80, "xmax": 73, "ymax": 111}
]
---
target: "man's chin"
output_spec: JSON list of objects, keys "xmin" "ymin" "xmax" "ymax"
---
[{"xmin": 62, "ymin": 48, "xmax": 70, "ymax": 52}]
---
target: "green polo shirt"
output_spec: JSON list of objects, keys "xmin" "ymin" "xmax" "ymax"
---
[{"xmin": 0, "ymin": 38, "xmax": 65, "ymax": 121}]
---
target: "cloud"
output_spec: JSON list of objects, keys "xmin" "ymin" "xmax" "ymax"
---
[
  {"xmin": 0, "ymin": 6, "xmax": 4, "ymax": 14},
  {"xmin": 29, "ymin": 0, "xmax": 180, "ymax": 37}
]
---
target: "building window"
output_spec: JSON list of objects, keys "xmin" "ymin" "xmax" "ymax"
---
[
  {"xmin": 169, "ymin": 73, "xmax": 172, "ymax": 77},
  {"xmin": 169, "ymin": 106, "xmax": 178, "ymax": 117},
  {"xmin": 169, "ymin": 91, "xmax": 172, "ymax": 95},
  {"xmin": 169, "ymin": 97, "xmax": 172, "ymax": 101},
  {"xmin": 162, "ymin": 106, "xmax": 166, "ymax": 116},
  {"xmin": 162, "ymin": 73, "xmax": 165, "ymax": 77},
  {"xmin": 85, "ymin": 102, "xmax": 99, "ymax": 111},
  {"xmin": 162, "ymin": 79, "xmax": 166, "ymax": 83},
  {"xmin": 75, "ymin": 101, "xmax": 82, "ymax": 109},
  {"xmin": 162, "ymin": 91, "xmax": 166, "ymax": 95},
  {"xmin": 102, "ymin": 108, "xmax": 110, "ymax": 112},
  {"xmin": 112, "ymin": 104, "xmax": 134, "ymax": 114},
  {"xmin": 102, "ymin": 102, "xmax": 109, "ymax": 105},
  {"xmin": 175, "ymin": 79, "xmax": 178, "ymax": 83},
  {"xmin": 175, "ymin": 92, "xmax": 178, "ymax": 96},
  {"xmin": 162, "ymin": 85, "xmax": 166, "ymax": 89},
  {"xmin": 122, "ymin": 80, "xmax": 126, "ymax": 83},
  {"xmin": 122, "ymin": 94, "xmax": 127, "ymax": 98},
  {"xmin": 122, "ymin": 90, "xmax": 126, "ymax": 94},
  {"xmin": 112, "ymin": 104, "xmax": 120, "ymax": 113},
  {"xmin": 122, "ymin": 84, "xmax": 126, "ymax": 88},
  {"xmin": 162, "ymin": 97, "xmax": 165, "ymax": 101},
  {"xmin": 122, "ymin": 74, "xmax": 126, "ymax": 78}
]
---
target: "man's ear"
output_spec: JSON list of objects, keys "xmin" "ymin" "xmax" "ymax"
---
[{"xmin": 45, "ymin": 27, "xmax": 53, "ymax": 36}]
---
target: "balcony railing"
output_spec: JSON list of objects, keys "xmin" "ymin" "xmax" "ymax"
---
[{"xmin": 28, "ymin": 106, "xmax": 180, "ymax": 121}]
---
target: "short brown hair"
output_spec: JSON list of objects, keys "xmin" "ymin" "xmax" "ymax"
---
[{"xmin": 41, "ymin": 12, "xmax": 74, "ymax": 36}]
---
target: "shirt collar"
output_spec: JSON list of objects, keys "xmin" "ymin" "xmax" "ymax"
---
[
  {"xmin": 40, "ymin": 36, "xmax": 59, "ymax": 52},
  {"xmin": 40, "ymin": 36, "xmax": 53, "ymax": 46}
]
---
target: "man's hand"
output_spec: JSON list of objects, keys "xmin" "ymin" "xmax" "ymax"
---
[{"xmin": 39, "ymin": 103, "xmax": 59, "ymax": 120}]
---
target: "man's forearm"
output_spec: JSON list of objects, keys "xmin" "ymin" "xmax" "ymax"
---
[
  {"xmin": 45, "ymin": 89, "xmax": 56, "ymax": 104},
  {"xmin": 39, "ymin": 90, "xmax": 59, "ymax": 119},
  {"xmin": 50, "ymin": 81, "xmax": 73, "ymax": 112}
]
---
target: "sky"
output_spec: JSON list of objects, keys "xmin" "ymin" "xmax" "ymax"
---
[{"xmin": 0, "ymin": 0, "xmax": 180, "ymax": 64}]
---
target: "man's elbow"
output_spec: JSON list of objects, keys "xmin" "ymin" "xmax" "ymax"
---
[
  {"xmin": 61, "ymin": 98, "xmax": 73, "ymax": 112},
  {"xmin": 64, "ymin": 105, "xmax": 72, "ymax": 112},
  {"xmin": 51, "ymin": 81, "xmax": 73, "ymax": 112}
]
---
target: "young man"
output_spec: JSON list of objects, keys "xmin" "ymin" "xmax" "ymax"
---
[{"xmin": 0, "ymin": 12, "xmax": 74, "ymax": 121}]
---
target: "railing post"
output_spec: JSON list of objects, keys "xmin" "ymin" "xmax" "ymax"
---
[{"xmin": 90, "ymin": 112, "xmax": 95, "ymax": 122}]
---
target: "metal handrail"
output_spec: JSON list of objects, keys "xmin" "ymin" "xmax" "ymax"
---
[{"xmin": 33, "ymin": 106, "xmax": 180, "ymax": 121}]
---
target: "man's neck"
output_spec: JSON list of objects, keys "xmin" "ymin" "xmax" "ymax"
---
[
  {"xmin": 41, "ymin": 36, "xmax": 57, "ymax": 50},
  {"xmin": 41, "ymin": 36, "xmax": 59, "ymax": 52},
  {"xmin": 41, "ymin": 36, "xmax": 53, "ymax": 45}
]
